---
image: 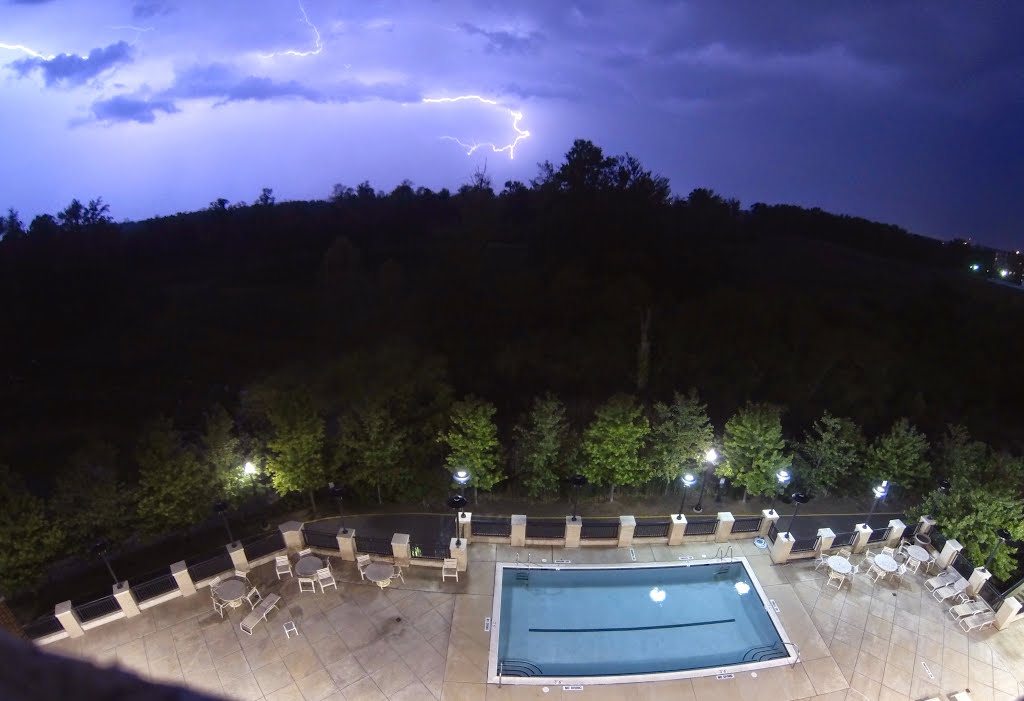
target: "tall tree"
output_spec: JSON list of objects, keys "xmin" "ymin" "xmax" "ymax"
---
[
  {"xmin": 720, "ymin": 403, "xmax": 790, "ymax": 502},
  {"xmin": 933, "ymin": 424, "xmax": 988, "ymax": 491},
  {"xmin": 439, "ymin": 396, "xmax": 503, "ymax": 497},
  {"xmin": 866, "ymin": 418, "xmax": 931, "ymax": 495},
  {"xmin": 513, "ymin": 393, "xmax": 572, "ymax": 498},
  {"xmin": 795, "ymin": 412, "xmax": 865, "ymax": 496},
  {"xmin": 339, "ymin": 401, "xmax": 408, "ymax": 503},
  {"xmin": 265, "ymin": 390, "xmax": 327, "ymax": 515},
  {"xmin": 580, "ymin": 394, "xmax": 651, "ymax": 502},
  {"xmin": 0, "ymin": 465, "xmax": 64, "ymax": 594},
  {"xmin": 648, "ymin": 389, "xmax": 714, "ymax": 494},
  {"xmin": 202, "ymin": 404, "xmax": 246, "ymax": 507},
  {"xmin": 50, "ymin": 441, "xmax": 136, "ymax": 552},
  {"xmin": 1, "ymin": 208, "xmax": 25, "ymax": 242},
  {"xmin": 256, "ymin": 187, "xmax": 275, "ymax": 207},
  {"xmin": 137, "ymin": 418, "xmax": 214, "ymax": 533}
]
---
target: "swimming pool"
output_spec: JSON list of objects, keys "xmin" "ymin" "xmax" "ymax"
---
[{"xmin": 489, "ymin": 558, "xmax": 794, "ymax": 685}]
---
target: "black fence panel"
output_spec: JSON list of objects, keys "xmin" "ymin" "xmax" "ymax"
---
[
  {"xmin": 302, "ymin": 527, "xmax": 340, "ymax": 551},
  {"xmin": 978, "ymin": 580, "xmax": 1002, "ymax": 608},
  {"xmin": 580, "ymin": 519, "xmax": 619, "ymax": 540},
  {"xmin": 867, "ymin": 527, "xmax": 891, "ymax": 544},
  {"xmin": 951, "ymin": 552, "xmax": 976, "ymax": 580},
  {"xmin": 526, "ymin": 520, "xmax": 566, "ymax": 539},
  {"xmin": 132, "ymin": 574, "xmax": 178, "ymax": 603},
  {"xmin": 24, "ymin": 614, "xmax": 63, "ymax": 640},
  {"xmin": 792, "ymin": 536, "xmax": 820, "ymax": 553},
  {"xmin": 768, "ymin": 521, "xmax": 779, "ymax": 543},
  {"xmin": 244, "ymin": 531, "xmax": 286, "ymax": 560},
  {"xmin": 732, "ymin": 517, "xmax": 762, "ymax": 534},
  {"xmin": 930, "ymin": 528, "xmax": 948, "ymax": 552},
  {"xmin": 634, "ymin": 519, "xmax": 671, "ymax": 538},
  {"xmin": 831, "ymin": 532, "xmax": 858, "ymax": 549},
  {"xmin": 74, "ymin": 595, "xmax": 120, "ymax": 623},
  {"xmin": 685, "ymin": 518, "xmax": 718, "ymax": 537},
  {"xmin": 471, "ymin": 516, "xmax": 512, "ymax": 538},
  {"xmin": 186, "ymin": 550, "xmax": 234, "ymax": 582},
  {"xmin": 355, "ymin": 535, "xmax": 393, "ymax": 556},
  {"xmin": 411, "ymin": 541, "xmax": 449, "ymax": 560}
]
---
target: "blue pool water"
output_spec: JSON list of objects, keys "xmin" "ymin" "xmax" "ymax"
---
[{"xmin": 496, "ymin": 562, "xmax": 786, "ymax": 678}]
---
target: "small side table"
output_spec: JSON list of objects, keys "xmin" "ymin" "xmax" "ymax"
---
[{"xmin": 283, "ymin": 621, "xmax": 299, "ymax": 639}]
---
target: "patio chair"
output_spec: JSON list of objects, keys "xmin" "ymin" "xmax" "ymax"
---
[
  {"xmin": 209, "ymin": 575, "xmax": 222, "ymax": 588},
  {"xmin": 881, "ymin": 546, "xmax": 896, "ymax": 557},
  {"xmin": 813, "ymin": 553, "xmax": 829, "ymax": 571},
  {"xmin": 891, "ymin": 563, "xmax": 909, "ymax": 588},
  {"xmin": 826, "ymin": 570, "xmax": 845, "ymax": 590},
  {"xmin": 356, "ymin": 554, "xmax": 371, "ymax": 580},
  {"xmin": 390, "ymin": 565, "xmax": 405, "ymax": 584},
  {"xmin": 234, "ymin": 569, "xmax": 250, "ymax": 582},
  {"xmin": 316, "ymin": 567, "xmax": 337, "ymax": 593},
  {"xmin": 442, "ymin": 558, "xmax": 459, "ymax": 582},
  {"xmin": 932, "ymin": 578, "xmax": 969, "ymax": 603},
  {"xmin": 925, "ymin": 570, "xmax": 957, "ymax": 591},
  {"xmin": 847, "ymin": 562, "xmax": 862, "ymax": 583},
  {"xmin": 298, "ymin": 575, "xmax": 317, "ymax": 593},
  {"xmin": 863, "ymin": 548, "xmax": 877, "ymax": 565},
  {"xmin": 948, "ymin": 600, "xmax": 990, "ymax": 620},
  {"xmin": 958, "ymin": 611, "xmax": 996, "ymax": 633},
  {"xmin": 275, "ymin": 556, "xmax": 293, "ymax": 579},
  {"xmin": 245, "ymin": 587, "xmax": 262, "ymax": 610},
  {"xmin": 867, "ymin": 565, "xmax": 886, "ymax": 583},
  {"xmin": 837, "ymin": 548, "xmax": 852, "ymax": 560},
  {"xmin": 297, "ymin": 548, "xmax": 312, "ymax": 558},
  {"xmin": 213, "ymin": 597, "xmax": 228, "ymax": 618}
]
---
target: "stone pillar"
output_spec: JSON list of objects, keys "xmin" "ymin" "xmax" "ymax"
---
[
  {"xmin": 966, "ymin": 567, "xmax": 992, "ymax": 598},
  {"xmin": 994, "ymin": 596, "xmax": 1022, "ymax": 631},
  {"xmin": 510, "ymin": 515, "xmax": 527, "ymax": 547},
  {"xmin": 935, "ymin": 539, "xmax": 963, "ymax": 571},
  {"xmin": 112, "ymin": 582, "xmax": 140, "ymax": 618},
  {"xmin": 918, "ymin": 515, "xmax": 936, "ymax": 535},
  {"xmin": 817, "ymin": 528, "xmax": 836, "ymax": 552},
  {"xmin": 170, "ymin": 561, "xmax": 196, "ymax": 597},
  {"xmin": 760, "ymin": 509, "xmax": 779, "ymax": 538},
  {"xmin": 279, "ymin": 521, "xmax": 304, "ymax": 551},
  {"xmin": 54, "ymin": 601, "xmax": 84, "ymax": 638},
  {"xmin": 391, "ymin": 533, "xmax": 410, "ymax": 567},
  {"xmin": 716, "ymin": 512, "xmax": 734, "ymax": 543},
  {"xmin": 564, "ymin": 516, "xmax": 582, "ymax": 548},
  {"xmin": 449, "ymin": 538, "xmax": 468, "ymax": 572},
  {"xmin": 769, "ymin": 532, "xmax": 794, "ymax": 565},
  {"xmin": 227, "ymin": 542, "xmax": 248, "ymax": 572},
  {"xmin": 618, "ymin": 516, "xmax": 636, "ymax": 548},
  {"xmin": 668, "ymin": 515, "xmax": 687, "ymax": 545},
  {"xmin": 852, "ymin": 524, "xmax": 872, "ymax": 554},
  {"xmin": 338, "ymin": 529, "xmax": 357, "ymax": 562},
  {"xmin": 886, "ymin": 519, "xmax": 906, "ymax": 547},
  {"xmin": 457, "ymin": 511, "xmax": 472, "ymax": 545}
]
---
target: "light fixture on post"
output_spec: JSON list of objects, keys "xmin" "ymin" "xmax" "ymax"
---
[
  {"xmin": 447, "ymin": 494, "xmax": 468, "ymax": 547},
  {"xmin": 715, "ymin": 476, "xmax": 726, "ymax": 503},
  {"xmin": 985, "ymin": 528, "xmax": 1013, "ymax": 571},
  {"xmin": 677, "ymin": 473, "xmax": 696, "ymax": 521},
  {"xmin": 570, "ymin": 474, "xmax": 588, "ymax": 521},
  {"xmin": 864, "ymin": 480, "xmax": 888, "ymax": 528},
  {"xmin": 244, "ymin": 461, "xmax": 258, "ymax": 497},
  {"xmin": 787, "ymin": 492, "xmax": 810, "ymax": 533},
  {"xmin": 92, "ymin": 540, "xmax": 118, "ymax": 585},
  {"xmin": 453, "ymin": 469, "xmax": 471, "ymax": 517},
  {"xmin": 214, "ymin": 500, "xmax": 235, "ymax": 545},
  {"xmin": 768, "ymin": 469, "xmax": 791, "ymax": 516},
  {"xmin": 693, "ymin": 448, "xmax": 718, "ymax": 513},
  {"xmin": 328, "ymin": 481, "xmax": 347, "ymax": 534}
]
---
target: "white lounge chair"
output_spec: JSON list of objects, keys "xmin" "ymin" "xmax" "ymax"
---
[
  {"xmin": 958, "ymin": 611, "xmax": 995, "ymax": 633},
  {"xmin": 275, "ymin": 556, "xmax": 293, "ymax": 579},
  {"xmin": 316, "ymin": 567, "xmax": 337, "ymax": 592},
  {"xmin": 239, "ymin": 593, "xmax": 281, "ymax": 635},
  {"xmin": 442, "ymin": 558, "xmax": 459, "ymax": 582},
  {"xmin": 925, "ymin": 571, "xmax": 957, "ymax": 591},
  {"xmin": 356, "ymin": 554, "xmax": 371, "ymax": 580},
  {"xmin": 932, "ymin": 578, "xmax": 969, "ymax": 603},
  {"xmin": 245, "ymin": 587, "xmax": 262, "ymax": 610},
  {"xmin": 948, "ymin": 600, "xmax": 989, "ymax": 620}
]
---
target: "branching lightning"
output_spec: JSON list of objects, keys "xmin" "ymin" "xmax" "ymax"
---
[
  {"xmin": 260, "ymin": 0, "xmax": 323, "ymax": 59},
  {"xmin": 422, "ymin": 95, "xmax": 530, "ymax": 160},
  {"xmin": 0, "ymin": 42, "xmax": 55, "ymax": 60}
]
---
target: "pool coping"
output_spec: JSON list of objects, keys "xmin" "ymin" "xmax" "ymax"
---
[{"xmin": 487, "ymin": 555, "xmax": 798, "ymax": 686}]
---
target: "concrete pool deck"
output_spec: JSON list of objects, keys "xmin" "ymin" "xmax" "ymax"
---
[{"xmin": 40, "ymin": 539, "xmax": 1024, "ymax": 701}]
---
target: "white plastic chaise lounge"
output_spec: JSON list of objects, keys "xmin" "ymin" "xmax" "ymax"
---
[
  {"xmin": 948, "ymin": 600, "xmax": 989, "ymax": 620},
  {"xmin": 958, "ymin": 611, "xmax": 996, "ymax": 633},
  {"xmin": 932, "ymin": 578, "xmax": 969, "ymax": 603},
  {"xmin": 925, "ymin": 570, "xmax": 957, "ymax": 591},
  {"xmin": 239, "ymin": 593, "xmax": 281, "ymax": 635}
]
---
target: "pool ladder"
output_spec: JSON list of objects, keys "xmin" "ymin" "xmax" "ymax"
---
[{"xmin": 714, "ymin": 545, "xmax": 734, "ymax": 562}]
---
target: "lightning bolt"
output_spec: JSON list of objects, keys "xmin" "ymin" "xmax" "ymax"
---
[
  {"xmin": 0, "ymin": 42, "xmax": 55, "ymax": 60},
  {"xmin": 260, "ymin": 0, "xmax": 323, "ymax": 58},
  {"xmin": 422, "ymin": 95, "xmax": 531, "ymax": 160}
]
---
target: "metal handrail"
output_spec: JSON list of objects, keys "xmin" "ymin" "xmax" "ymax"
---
[{"xmin": 784, "ymin": 641, "xmax": 800, "ymax": 667}]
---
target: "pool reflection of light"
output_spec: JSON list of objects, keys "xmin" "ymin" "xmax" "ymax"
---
[
  {"xmin": 734, "ymin": 582, "xmax": 751, "ymax": 595},
  {"xmin": 649, "ymin": 587, "xmax": 667, "ymax": 603}
]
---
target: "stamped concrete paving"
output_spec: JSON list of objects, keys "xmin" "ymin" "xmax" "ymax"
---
[{"xmin": 43, "ymin": 540, "xmax": 1024, "ymax": 701}]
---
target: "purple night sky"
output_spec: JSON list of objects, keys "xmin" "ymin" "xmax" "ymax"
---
[{"xmin": 2, "ymin": 1, "xmax": 1022, "ymax": 247}]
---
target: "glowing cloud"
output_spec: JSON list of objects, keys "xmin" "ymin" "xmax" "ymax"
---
[
  {"xmin": 260, "ymin": 0, "xmax": 323, "ymax": 59},
  {"xmin": 422, "ymin": 95, "xmax": 530, "ymax": 159}
]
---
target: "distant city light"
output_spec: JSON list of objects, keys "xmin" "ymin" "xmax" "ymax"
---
[
  {"xmin": 1000, "ymin": 269, "xmax": 1010, "ymax": 278},
  {"xmin": 969, "ymin": 264, "xmax": 980, "ymax": 271}
]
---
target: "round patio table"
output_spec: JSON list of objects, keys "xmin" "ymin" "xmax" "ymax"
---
[
  {"xmin": 827, "ymin": 556, "xmax": 852, "ymax": 575},
  {"xmin": 874, "ymin": 554, "xmax": 898, "ymax": 573},
  {"xmin": 214, "ymin": 578, "xmax": 247, "ymax": 608},
  {"xmin": 905, "ymin": 545, "xmax": 931, "ymax": 563},
  {"xmin": 296, "ymin": 555, "xmax": 324, "ymax": 577},
  {"xmin": 364, "ymin": 562, "xmax": 395, "ymax": 589}
]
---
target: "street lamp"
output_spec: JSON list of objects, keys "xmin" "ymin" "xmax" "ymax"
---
[
  {"xmin": 214, "ymin": 501, "xmax": 235, "ymax": 544},
  {"xmin": 863, "ymin": 480, "xmax": 888, "ymax": 528},
  {"xmin": 244, "ymin": 461, "xmax": 258, "ymax": 497},
  {"xmin": 715, "ymin": 476, "xmax": 726, "ymax": 503},
  {"xmin": 984, "ymin": 528, "xmax": 1013, "ymax": 571},
  {"xmin": 328, "ymin": 481, "xmax": 347, "ymax": 534},
  {"xmin": 92, "ymin": 540, "xmax": 118, "ymax": 585},
  {"xmin": 453, "ymin": 470, "xmax": 471, "ymax": 517},
  {"xmin": 786, "ymin": 493, "xmax": 810, "ymax": 533},
  {"xmin": 570, "ymin": 474, "xmax": 588, "ymax": 521},
  {"xmin": 447, "ymin": 494, "xmax": 468, "ymax": 546},
  {"xmin": 677, "ymin": 473, "xmax": 696, "ymax": 521},
  {"xmin": 693, "ymin": 448, "xmax": 718, "ymax": 513},
  {"xmin": 768, "ymin": 469, "xmax": 791, "ymax": 516}
]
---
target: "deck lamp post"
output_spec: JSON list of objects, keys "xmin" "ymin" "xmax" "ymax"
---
[
  {"xmin": 715, "ymin": 477, "xmax": 726, "ymax": 502},
  {"xmin": 244, "ymin": 461, "xmax": 258, "ymax": 497},
  {"xmin": 985, "ymin": 528, "xmax": 1013, "ymax": 571},
  {"xmin": 214, "ymin": 501, "xmax": 235, "ymax": 544},
  {"xmin": 453, "ymin": 469, "xmax": 470, "ymax": 516},
  {"xmin": 570, "ymin": 474, "xmax": 588, "ymax": 521},
  {"xmin": 693, "ymin": 448, "xmax": 718, "ymax": 513},
  {"xmin": 786, "ymin": 493, "xmax": 810, "ymax": 533},
  {"xmin": 328, "ymin": 481, "xmax": 347, "ymax": 534},
  {"xmin": 677, "ymin": 473, "xmax": 696, "ymax": 521},
  {"xmin": 447, "ymin": 494, "xmax": 468, "ymax": 547},
  {"xmin": 864, "ymin": 480, "xmax": 888, "ymax": 528},
  {"xmin": 92, "ymin": 540, "xmax": 118, "ymax": 585},
  {"xmin": 768, "ymin": 469, "xmax": 791, "ymax": 516}
]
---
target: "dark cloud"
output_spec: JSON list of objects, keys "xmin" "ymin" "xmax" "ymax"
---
[
  {"xmin": 131, "ymin": 0, "xmax": 173, "ymax": 20},
  {"xmin": 91, "ymin": 95, "xmax": 178, "ymax": 124},
  {"xmin": 165, "ymin": 63, "xmax": 323, "ymax": 105},
  {"xmin": 457, "ymin": 22, "xmax": 543, "ymax": 55},
  {"xmin": 8, "ymin": 41, "xmax": 133, "ymax": 87}
]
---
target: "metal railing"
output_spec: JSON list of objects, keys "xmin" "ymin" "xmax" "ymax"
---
[
  {"xmin": 74, "ymin": 595, "xmax": 120, "ymax": 623},
  {"xmin": 732, "ymin": 516, "xmax": 763, "ymax": 534},
  {"xmin": 791, "ymin": 536, "xmax": 820, "ymax": 554},
  {"xmin": 186, "ymin": 549, "xmax": 233, "ymax": 582},
  {"xmin": 633, "ymin": 519, "xmax": 671, "ymax": 538},
  {"xmin": 767, "ymin": 521, "xmax": 779, "ymax": 543},
  {"xmin": 471, "ymin": 516, "xmax": 512, "ymax": 537},
  {"xmin": 831, "ymin": 531, "xmax": 857, "ymax": 548},
  {"xmin": 580, "ymin": 519, "xmax": 619, "ymax": 540},
  {"xmin": 930, "ymin": 528, "xmax": 948, "ymax": 552},
  {"xmin": 978, "ymin": 579, "xmax": 1003, "ymax": 608},
  {"xmin": 411, "ymin": 541, "xmax": 449, "ymax": 560},
  {"xmin": 525, "ymin": 519, "xmax": 565, "ymax": 540},
  {"xmin": 685, "ymin": 518, "xmax": 718, "ymax": 537},
  {"xmin": 24, "ymin": 614, "xmax": 63, "ymax": 640},
  {"xmin": 301, "ymin": 526, "xmax": 340, "ymax": 551},
  {"xmin": 951, "ymin": 552, "xmax": 975, "ymax": 580},
  {"xmin": 867, "ymin": 527, "xmax": 891, "ymax": 544},
  {"xmin": 355, "ymin": 535, "xmax": 393, "ymax": 556},
  {"xmin": 132, "ymin": 574, "xmax": 178, "ymax": 603},
  {"xmin": 243, "ymin": 530, "xmax": 286, "ymax": 560}
]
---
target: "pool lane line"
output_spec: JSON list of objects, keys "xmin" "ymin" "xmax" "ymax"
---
[{"xmin": 529, "ymin": 619, "xmax": 735, "ymax": 633}]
